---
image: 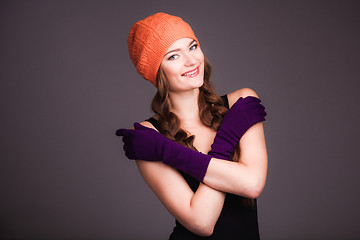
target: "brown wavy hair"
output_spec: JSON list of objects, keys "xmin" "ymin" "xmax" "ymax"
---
[{"xmin": 151, "ymin": 57, "xmax": 254, "ymax": 205}]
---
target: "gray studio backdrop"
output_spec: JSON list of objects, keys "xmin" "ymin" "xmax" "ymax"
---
[{"xmin": 1, "ymin": 0, "xmax": 359, "ymax": 239}]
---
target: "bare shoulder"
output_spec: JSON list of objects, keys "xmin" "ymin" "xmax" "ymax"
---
[
  {"xmin": 139, "ymin": 120, "xmax": 159, "ymax": 132},
  {"xmin": 227, "ymin": 88, "xmax": 260, "ymax": 108},
  {"xmin": 130, "ymin": 119, "xmax": 159, "ymax": 132}
]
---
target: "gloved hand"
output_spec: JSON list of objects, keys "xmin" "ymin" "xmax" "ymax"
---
[
  {"xmin": 116, "ymin": 123, "xmax": 212, "ymax": 182},
  {"xmin": 208, "ymin": 96, "xmax": 266, "ymax": 160}
]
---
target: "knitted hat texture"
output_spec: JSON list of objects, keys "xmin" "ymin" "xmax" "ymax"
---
[{"xmin": 128, "ymin": 13, "xmax": 198, "ymax": 87}]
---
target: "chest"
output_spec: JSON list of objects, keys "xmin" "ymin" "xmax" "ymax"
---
[{"xmin": 182, "ymin": 124, "xmax": 216, "ymax": 154}]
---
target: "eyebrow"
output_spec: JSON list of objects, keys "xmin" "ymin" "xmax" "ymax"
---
[{"xmin": 164, "ymin": 40, "xmax": 197, "ymax": 56}]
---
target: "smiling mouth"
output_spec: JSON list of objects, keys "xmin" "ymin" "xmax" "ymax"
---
[{"xmin": 181, "ymin": 67, "xmax": 199, "ymax": 78}]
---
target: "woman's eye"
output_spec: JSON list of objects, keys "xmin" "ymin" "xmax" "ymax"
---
[
  {"xmin": 189, "ymin": 44, "xmax": 198, "ymax": 51},
  {"xmin": 168, "ymin": 54, "xmax": 179, "ymax": 60}
]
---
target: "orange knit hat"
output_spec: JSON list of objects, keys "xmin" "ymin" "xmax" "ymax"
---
[{"xmin": 128, "ymin": 13, "xmax": 198, "ymax": 87}]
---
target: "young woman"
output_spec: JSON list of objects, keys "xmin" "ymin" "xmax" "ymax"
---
[{"xmin": 116, "ymin": 13, "xmax": 268, "ymax": 239}]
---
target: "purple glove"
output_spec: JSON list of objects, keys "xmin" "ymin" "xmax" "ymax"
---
[
  {"xmin": 208, "ymin": 96, "xmax": 266, "ymax": 160},
  {"xmin": 116, "ymin": 123, "xmax": 212, "ymax": 182}
]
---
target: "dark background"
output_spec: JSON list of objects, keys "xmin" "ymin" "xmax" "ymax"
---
[{"xmin": 1, "ymin": 0, "xmax": 360, "ymax": 239}]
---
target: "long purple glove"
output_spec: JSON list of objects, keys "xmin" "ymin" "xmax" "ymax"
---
[
  {"xmin": 208, "ymin": 96, "xmax": 266, "ymax": 160},
  {"xmin": 116, "ymin": 123, "xmax": 212, "ymax": 182}
]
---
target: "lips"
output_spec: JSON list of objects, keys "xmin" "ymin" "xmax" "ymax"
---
[{"xmin": 181, "ymin": 67, "xmax": 199, "ymax": 78}]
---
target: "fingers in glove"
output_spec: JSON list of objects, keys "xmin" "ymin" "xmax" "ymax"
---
[
  {"xmin": 243, "ymin": 96, "xmax": 261, "ymax": 104},
  {"xmin": 115, "ymin": 128, "xmax": 133, "ymax": 137}
]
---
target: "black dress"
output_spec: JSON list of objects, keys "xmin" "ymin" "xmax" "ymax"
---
[{"xmin": 145, "ymin": 95, "xmax": 260, "ymax": 240}]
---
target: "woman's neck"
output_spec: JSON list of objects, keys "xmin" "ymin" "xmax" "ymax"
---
[{"xmin": 169, "ymin": 89, "xmax": 200, "ymax": 122}]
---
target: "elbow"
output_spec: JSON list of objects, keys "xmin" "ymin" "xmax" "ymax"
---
[
  {"xmin": 235, "ymin": 177, "xmax": 265, "ymax": 199},
  {"xmin": 189, "ymin": 218, "xmax": 215, "ymax": 237},
  {"xmin": 247, "ymin": 184, "xmax": 263, "ymax": 199},
  {"xmin": 247, "ymin": 178, "xmax": 265, "ymax": 199},
  {"xmin": 192, "ymin": 221, "xmax": 214, "ymax": 237}
]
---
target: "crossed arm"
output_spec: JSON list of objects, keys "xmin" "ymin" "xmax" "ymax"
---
[
  {"xmin": 204, "ymin": 119, "xmax": 267, "ymax": 198},
  {"xmin": 133, "ymin": 88, "xmax": 268, "ymax": 236},
  {"xmin": 136, "ymin": 145, "xmax": 225, "ymax": 236}
]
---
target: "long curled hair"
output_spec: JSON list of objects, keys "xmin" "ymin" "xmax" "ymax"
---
[{"xmin": 151, "ymin": 56, "xmax": 254, "ymax": 205}]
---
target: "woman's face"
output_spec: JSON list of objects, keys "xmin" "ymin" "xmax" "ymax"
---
[{"xmin": 160, "ymin": 38, "xmax": 204, "ymax": 93}]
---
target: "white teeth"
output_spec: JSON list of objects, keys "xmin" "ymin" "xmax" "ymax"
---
[{"xmin": 183, "ymin": 68, "xmax": 197, "ymax": 76}]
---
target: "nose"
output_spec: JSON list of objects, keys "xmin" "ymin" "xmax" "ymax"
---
[{"xmin": 183, "ymin": 52, "xmax": 197, "ymax": 66}]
